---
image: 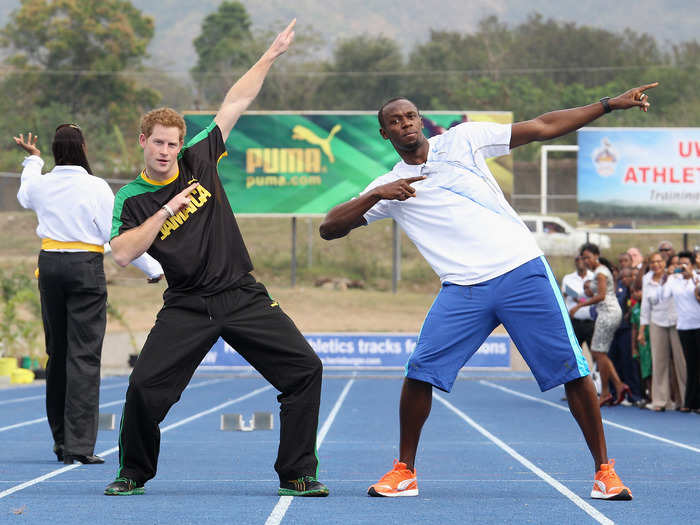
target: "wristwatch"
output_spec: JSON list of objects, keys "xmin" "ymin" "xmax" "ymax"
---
[{"xmin": 599, "ymin": 97, "xmax": 612, "ymax": 113}]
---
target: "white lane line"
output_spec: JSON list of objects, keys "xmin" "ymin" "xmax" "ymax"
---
[
  {"xmin": 0, "ymin": 384, "xmax": 273, "ymax": 500},
  {"xmin": 264, "ymin": 377, "xmax": 356, "ymax": 525},
  {"xmin": 0, "ymin": 378, "xmax": 231, "ymax": 433},
  {"xmin": 480, "ymin": 380, "xmax": 700, "ymax": 454},
  {"xmin": 433, "ymin": 392, "xmax": 614, "ymax": 525},
  {"xmin": 0, "ymin": 382, "xmax": 129, "ymax": 406}
]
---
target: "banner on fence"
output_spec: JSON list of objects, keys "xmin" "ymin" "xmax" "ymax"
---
[
  {"xmin": 184, "ymin": 111, "xmax": 513, "ymax": 215},
  {"xmin": 199, "ymin": 333, "xmax": 511, "ymax": 369},
  {"xmin": 578, "ymin": 127, "xmax": 700, "ymax": 228}
]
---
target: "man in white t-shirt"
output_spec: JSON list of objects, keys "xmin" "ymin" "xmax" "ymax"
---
[
  {"xmin": 320, "ymin": 83, "xmax": 658, "ymax": 501},
  {"xmin": 562, "ymin": 256, "xmax": 595, "ymax": 349}
]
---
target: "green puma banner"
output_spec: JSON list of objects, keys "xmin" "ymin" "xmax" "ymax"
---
[{"xmin": 184, "ymin": 111, "xmax": 513, "ymax": 215}]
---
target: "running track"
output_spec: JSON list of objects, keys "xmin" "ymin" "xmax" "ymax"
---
[{"xmin": 1, "ymin": 371, "xmax": 698, "ymax": 524}]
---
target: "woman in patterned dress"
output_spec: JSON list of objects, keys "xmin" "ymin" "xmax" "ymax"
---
[{"xmin": 570, "ymin": 243, "xmax": 630, "ymax": 405}]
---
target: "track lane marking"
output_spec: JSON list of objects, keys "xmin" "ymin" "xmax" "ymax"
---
[
  {"xmin": 264, "ymin": 376, "xmax": 356, "ymax": 525},
  {"xmin": 0, "ymin": 384, "xmax": 272, "ymax": 499},
  {"xmin": 433, "ymin": 392, "xmax": 614, "ymax": 525},
  {"xmin": 480, "ymin": 380, "xmax": 700, "ymax": 454},
  {"xmin": 0, "ymin": 378, "xmax": 232, "ymax": 433},
  {"xmin": 0, "ymin": 382, "xmax": 130, "ymax": 406}
]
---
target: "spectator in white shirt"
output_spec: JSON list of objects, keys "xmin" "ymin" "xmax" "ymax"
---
[
  {"xmin": 562, "ymin": 256, "xmax": 595, "ymax": 350},
  {"xmin": 640, "ymin": 252, "xmax": 686, "ymax": 411},
  {"xmin": 661, "ymin": 251, "xmax": 700, "ymax": 412},
  {"xmin": 14, "ymin": 125, "xmax": 163, "ymax": 465}
]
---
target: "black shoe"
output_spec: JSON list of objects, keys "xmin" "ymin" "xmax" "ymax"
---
[
  {"xmin": 278, "ymin": 476, "xmax": 329, "ymax": 497},
  {"xmin": 104, "ymin": 477, "xmax": 145, "ymax": 496},
  {"xmin": 53, "ymin": 444, "xmax": 64, "ymax": 462},
  {"xmin": 64, "ymin": 454, "xmax": 105, "ymax": 465}
]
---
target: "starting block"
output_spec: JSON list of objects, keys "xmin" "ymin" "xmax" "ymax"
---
[
  {"xmin": 98, "ymin": 413, "xmax": 115, "ymax": 431},
  {"xmin": 220, "ymin": 412, "xmax": 273, "ymax": 431}
]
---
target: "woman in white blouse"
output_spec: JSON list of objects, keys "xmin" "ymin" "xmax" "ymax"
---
[
  {"xmin": 639, "ymin": 252, "xmax": 686, "ymax": 411},
  {"xmin": 661, "ymin": 251, "xmax": 700, "ymax": 412},
  {"xmin": 14, "ymin": 125, "xmax": 162, "ymax": 465}
]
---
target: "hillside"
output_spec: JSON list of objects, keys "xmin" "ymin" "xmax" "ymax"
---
[{"xmin": 1, "ymin": 0, "xmax": 697, "ymax": 72}]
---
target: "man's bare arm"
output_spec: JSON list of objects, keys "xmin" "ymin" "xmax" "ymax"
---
[
  {"xmin": 510, "ymin": 82, "xmax": 658, "ymax": 149},
  {"xmin": 319, "ymin": 176, "xmax": 425, "ymax": 240},
  {"xmin": 214, "ymin": 20, "xmax": 295, "ymax": 142},
  {"xmin": 111, "ymin": 183, "xmax": 198, "ymax": 266}
]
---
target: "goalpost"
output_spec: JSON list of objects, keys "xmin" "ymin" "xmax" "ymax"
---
[{"xmin": 539, "ymin": 144, "xmax": 579, "ymax": 215}]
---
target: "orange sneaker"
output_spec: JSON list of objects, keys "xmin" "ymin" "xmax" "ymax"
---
[
  {"xmin": 591, "ymin": 459, "xmax": 632, "ymax": 500},
  {"xmin": 368, "ymin": 460, "xmax": 418, "ymax": 497}
]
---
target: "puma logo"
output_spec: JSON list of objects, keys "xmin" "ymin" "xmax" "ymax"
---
[{"xmin": 292, "ymin": 124, "xmax": 341, "ymax": 163}]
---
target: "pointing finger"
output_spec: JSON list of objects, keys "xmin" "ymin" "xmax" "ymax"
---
[
  {"xmin": 179, "ymin": 182, "xmax": 199, "ymax": 196},
  {"xmin": 283, "ymin": 19, "xmax": 296, "ymax": 35},
  {"xmin": 405, "ymin": 175, "xmax": 427, "ymax": 183},
  {"xmin": 640, "ymin": 82, "xmax": 659, "ymax": 91}
]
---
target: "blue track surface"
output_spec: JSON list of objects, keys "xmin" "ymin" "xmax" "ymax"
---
[{"xmin": 1, "ymin": 371, "xmax": 698, "ymax": 524}]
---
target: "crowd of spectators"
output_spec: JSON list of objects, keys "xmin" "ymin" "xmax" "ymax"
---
[{"xmin": 561, "ymin": 241, "xmax": 700, "ymax": 413}]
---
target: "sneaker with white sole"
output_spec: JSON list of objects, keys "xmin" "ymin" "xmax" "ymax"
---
[
  {"xmin": 591, "ymin": 459, "xmax": 632, "ymax": 500},
  {"xmin": 368, "ymin": 460, "xmax": 418, "ymax": 497}
]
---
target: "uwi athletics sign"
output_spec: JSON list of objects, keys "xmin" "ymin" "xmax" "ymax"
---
[{"xmin": 578, "ymin": 127, "xmax": 700, "ymax": 227}]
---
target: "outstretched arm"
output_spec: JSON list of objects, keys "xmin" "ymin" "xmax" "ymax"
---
[
  {"xmin": 214, "ymin": 19, "xmax": 295, "ymax": 142},
  {"xmin": 510, "ymin": 82, "xmax": 658, "ymax": 149},
  {"xmin": 319, "ymin": 176, "xmax": 425, "ymax": 240}
]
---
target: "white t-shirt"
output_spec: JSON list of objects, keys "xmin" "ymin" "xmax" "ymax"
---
[
  {"xmin": 640, "ymin": 271, "xmax": 677, "ymax": 327},
  {"xmin": 361, "ymin": 122, "xmax": 542, "ymax": 285},
  {"xmin": 660, "ymin": 274, "xmax": 700, "ymax": 330},
  {"xmin": 561, "ymin": 270, "xmax": 594, "ymax": 320}
]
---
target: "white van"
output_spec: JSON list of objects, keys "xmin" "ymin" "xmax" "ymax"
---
[{"xmin": 519, "ymin": 215, "xmax": 611, "ymax": 256}]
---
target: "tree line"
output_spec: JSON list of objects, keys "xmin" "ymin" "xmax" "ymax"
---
[{"xmin": 1, "ymin": 0, "xmax": 698, "ymax": 175}]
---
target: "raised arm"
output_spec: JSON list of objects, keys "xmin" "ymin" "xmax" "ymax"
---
[
  {"xmin": 214, "ymin": 19, "xmax": 296, "ymax": 142},
  {"xmin": 14, "ymin": 132, "xmax": 43, "ymax": 208},
  {"xmin": 319, "ymin": 176, "xmax": 425, "ymax": 240},
  {"xmin": 509, "ymin": 82, "xmax": 658, "ymax": 149}
]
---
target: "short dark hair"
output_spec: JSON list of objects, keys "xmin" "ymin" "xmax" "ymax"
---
[
  {"xmin": 677, "ymin": 250, "xmax": 693, "ymax": 261},
  {"xmin": 52, "ymin": 124, "xmax": 92, "ymax": 174},
  {"xmin": 579, "ymin": 242, "xmax": 600, "ymax": 256},
  {"xmin": 377, "ymin": 97, "xmax": 417, "ymax": 128}
]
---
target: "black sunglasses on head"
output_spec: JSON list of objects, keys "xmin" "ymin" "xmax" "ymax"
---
[{"xmin": 55, "ymin": 123, "xmax": 81, "ymax": 132}]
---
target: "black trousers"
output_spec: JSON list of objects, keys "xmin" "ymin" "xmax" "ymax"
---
[
  {"xmin": 571, "ymin": 318, "xmax": 595, "ymax": 349},
  {"xmin": 609, "ymin": 326, "xmax": 642, "ymax": 401},
  {"xmin": 116, "ymin": 276, "xmax": 323, "ymax": 484},
  {"xmin": 38, "ymin": 251, "xmax": 106, "ymax": 456},
  {"xmin": 678, "ymin": 328, "xmax": 700, "ymax": 409}
]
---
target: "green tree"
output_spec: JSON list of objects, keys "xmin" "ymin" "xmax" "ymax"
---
[
  {"xmin": 0, "ymin": 0, "xmax": 160, "ymax": 174},
  {"xmin": 1, "ymin": 0, "xmax": 158, "ymax": 126},
  {"xmin": 190, "ymin": 1, "xmax": 257, "ymax": 105},
  {"xmin": 317, "ymin": 35, "xmax": 404, "ymax": 110}
]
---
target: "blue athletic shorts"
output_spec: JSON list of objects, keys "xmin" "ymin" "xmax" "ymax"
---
[{"xmin": 406, "ymin": 256, "xmax": 590, "ymax": 392}]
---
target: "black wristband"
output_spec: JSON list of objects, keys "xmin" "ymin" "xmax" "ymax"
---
[{"xmin": 599, "ymin": 97, "xmax": 612, "ymax": 113}]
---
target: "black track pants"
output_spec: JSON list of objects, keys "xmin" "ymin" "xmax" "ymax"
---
[
  {"xmin": 38, "ymin": 251, "xmax": 106, "ymax": 456},
  {"xmin": 116, "ymin": 277, "xmax": 323, "ymax": 484}
]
